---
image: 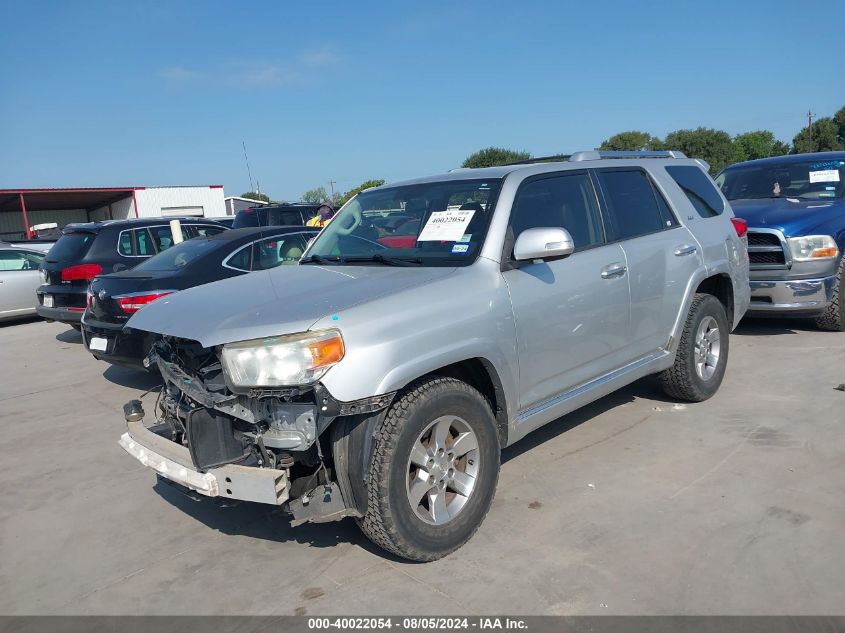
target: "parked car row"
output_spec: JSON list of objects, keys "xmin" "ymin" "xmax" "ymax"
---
[{"xmin": 4, "ymin": 150, "xmax": 843, "ymax": 564}]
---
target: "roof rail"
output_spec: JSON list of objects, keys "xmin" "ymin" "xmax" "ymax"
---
[
  {"xmin": 503, "ymin": 155, "xmax": 571, "ymax": 166},
  {"xmin": 569, "ymin": 150, "xmax": 688, "ymax": 162}
]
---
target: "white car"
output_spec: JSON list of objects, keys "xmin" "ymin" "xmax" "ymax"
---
[{"xmin": 0, "ymin": 246, "xmax": 46, "ymax": 322}]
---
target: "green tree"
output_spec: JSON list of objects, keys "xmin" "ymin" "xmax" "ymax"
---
[
  {"xmin": 663, "ymin": 127, "xmax": 734, "ymax": 174},
  {"xmin": 338, "ymin": 179, "xmax": 385, "ymax": 207},
  {"xmin": 792, "ymin": 117, "xmax": 844, "ymax": 154},
  {"xmin": 462, "ymin": 147, "xmax": 530, "ymax": 168},
  {"xmin": 240, "ymin": 191, "xmax": 270, "ymax": 203},
  {"xmin": 301, "ymin": 186, "xmax": 330, "ymax": 203},
  {"xmin": 832, "ymin": 105, "xmax": 845, "ymax": 145},
  {"xmin": 732, "ymin": 131, "xmax": 790, "ymax": 163},
  {"xmin": 599, "ymin": 131, "xmax": 661, "ymax": 151}
]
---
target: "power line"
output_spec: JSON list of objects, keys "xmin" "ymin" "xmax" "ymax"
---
[{"xmin": 242, "ymin": 140, "xmax": 254, "ymax": 193}]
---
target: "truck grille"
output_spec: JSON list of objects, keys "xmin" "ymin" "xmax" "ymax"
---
[{"xmin": 746, "ymin": 230, "xmax": 788, "ymax": 269}]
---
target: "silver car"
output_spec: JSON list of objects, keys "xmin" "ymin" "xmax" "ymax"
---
[
  {"xmin": 0, "ymin": 245, "xmax": 47, "ymax": 322},
  {"xmin": 119, "ymin": 151, "xmax": 750, "ymax": 560}
]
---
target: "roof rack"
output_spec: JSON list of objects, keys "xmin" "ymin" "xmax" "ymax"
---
[
  {"xmin": 503, "ymin": 155, "xmax": 571, "ymax": 166},
  {"xmin": 569, "ymin": 150, "xmax": 688, "ymax": 161}
]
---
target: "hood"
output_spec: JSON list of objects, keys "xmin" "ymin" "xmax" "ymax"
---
[
  {"xmin": 731, "ymin": 197, "xmax": 845, "ymax": 237},
  {"xmin": 127, "ymin": 264, "xmax": 456, "ymax": 348}
]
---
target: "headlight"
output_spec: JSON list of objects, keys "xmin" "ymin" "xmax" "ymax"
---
[
  {"xmin": 221, "ymin": 329, "xmax": 344, "ymax": 387},
  {"xmin": 787, "ymin": 235, "xmax": 839, "ymax": 262}
]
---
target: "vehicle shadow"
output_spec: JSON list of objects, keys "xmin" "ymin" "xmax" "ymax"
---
[
  {"xmin": 0, "ymin": 315, "xmax": 42, "ymax": 328},
  {"xmin": 55, "ymin": 327, "xmax": 83, "ymax": 343},
  {"xmin": 152, "ymin": 479, "xmax": 390, "ymax": 557},
  {"xmin": 102, "ymin": 364, "xmax": 161, "ymax": 390},
  {"xmin": 734, "ymin": 316, "xmax": 819, "ymax": 336},
  {"xmin": 500, "ymin": 376, "xmax": 668, "ymax": 465}
]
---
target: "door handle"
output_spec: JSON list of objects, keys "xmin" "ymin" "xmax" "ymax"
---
[
  {"xmin": 674, "ymin": 244, "xmax": 697, "ymax": 256},
  {"xmin": 601, "ymin": 263, "xmax": 627, "ymax": 279}
]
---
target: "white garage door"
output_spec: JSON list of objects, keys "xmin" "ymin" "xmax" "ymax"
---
[{"xmin": 161, "ymin": 206, "xmax": 204, "ymax": 217}]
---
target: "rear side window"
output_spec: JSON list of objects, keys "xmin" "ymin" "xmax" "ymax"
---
[
  {"xmin": 251, "ymin": 233, "xmax": 309, "ymax": 271},
  {"xmin": 595, "ymin": 169, "xmax": 664, "ymax": 241},
  {"xmin": 666, "ymin": 165, "xmax": 725, "ymax": 218},
  {"xmin": 225, "ymin": 245, "xmax": 252, "ymax": 271},
  {"xmin": 46, "ymin": 232, "xmax": 96, "ymax": 262},
  {"xmin": 118, "ymin": 230, "xmax": 134, "ymax": 256},
  {"xmin": 134, "ymin": 238, "xmax": 218, "ymax": 272}
]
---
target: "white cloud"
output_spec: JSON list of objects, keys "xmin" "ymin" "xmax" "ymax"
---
[
  {"xmin": 159, "ymin": 66, "xmax": 203, "ymax": 82},
  {"xmin": 159, "ymin": 48, "xmax": 339, "ymax": 89},
  {"xmin": 298, "ymin": 48, "xmax": 340, "ymax": 67}
]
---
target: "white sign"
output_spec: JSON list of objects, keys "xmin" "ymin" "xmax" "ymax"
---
[
  {"xmin": 809, "ymin": 169, "xmax": 840, "ymax": 183},
  {"xmin": 89, "ymin": 337, "xmax": 108, "ymax": 351},
  {"xmin": 417, "ymin": 210, "xmax": 475, "ymax": 242}
]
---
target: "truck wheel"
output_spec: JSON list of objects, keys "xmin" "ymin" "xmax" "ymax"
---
[
  {"xmin": 814, "ymin": 258, "xmax": 845, "ymax": 332},
  {"xmin": 659, "ymin": 293, "xmax": 729, "ymax": 402},
  {"xmin": 357, "ymin": 376, "xmax": 500, "ymax": 561}
]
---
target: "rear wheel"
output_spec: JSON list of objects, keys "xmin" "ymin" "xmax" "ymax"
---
[
  {"xmin": 357, "ymin": 376, "xmax": 500, "ymax": 561},
  {"xmin": 814, "ymin": 257, "xmax": 845, "ymax": 332},
  {"xmin": 659, "ymin": 293, "xmax": 729, "ymax": 402}
]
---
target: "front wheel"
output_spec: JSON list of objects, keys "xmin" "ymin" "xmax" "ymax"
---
[
  {"xmin": 814, "ymin": 257, "xmax": 845, "ymax": 331},
  {"xmin": 659, "ymin": 293, "xmax": 730, "ymax": 402},
  {"xmin": 357, "ymin": 376, "xmax": 500, "ymax": 561}
]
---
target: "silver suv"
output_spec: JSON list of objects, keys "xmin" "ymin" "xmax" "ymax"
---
[{"xmin": 119, "ymin": 151, "xmax": 750, "ymax": 561}]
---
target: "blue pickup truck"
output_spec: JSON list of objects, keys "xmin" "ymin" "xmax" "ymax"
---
[{"xmin": 715, "ymin": 152, "xmax": 845, "ymax": 330}]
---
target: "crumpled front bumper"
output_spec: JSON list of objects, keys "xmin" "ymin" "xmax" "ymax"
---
[
  {"xmin": 748, "ymin": 275, "xmax": 838, "ymax": 314},
  {"xmin": 119, "ymin": 419, "xmax": 289, "ymax": 506}
]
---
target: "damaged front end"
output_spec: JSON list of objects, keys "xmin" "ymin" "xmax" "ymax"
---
[{"xmin": 118, "ymin": 336, "xmax": 393, "ymax": 525}]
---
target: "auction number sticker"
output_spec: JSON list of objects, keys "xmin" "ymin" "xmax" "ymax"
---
[
  {"xmin": 809, "ymin": 169, "xmax": 840, "ymax": 183},
  {"xmin": 418, "ymin": 210, "xmax": 475, "ymax": 242}
]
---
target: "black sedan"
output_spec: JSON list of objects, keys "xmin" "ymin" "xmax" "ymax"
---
[{"xmin": 81, "ymin": 226, "xmax": 319, "ymax": 369}]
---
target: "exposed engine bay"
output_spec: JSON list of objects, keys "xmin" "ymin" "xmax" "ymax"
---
[{"xmin": 126, "ymin": 336, "xmax": 394, "ymax": 524}]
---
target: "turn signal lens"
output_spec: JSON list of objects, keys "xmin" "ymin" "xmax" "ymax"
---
[
  {"xmin": 309, "ymin": 335, "xmax": 345, "ymax": 366},
  {"xmin": 116, "ymin": 291, "xmax": 174, "ymax": 314}
]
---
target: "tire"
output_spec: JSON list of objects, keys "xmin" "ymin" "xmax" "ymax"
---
[
  {"xmin": 659, "ymin": 293, "xmax": 730, "ymax": 402},
  {"xmin": 70, "ymin": 324, "xmax": 82, "ymax": 332},
  {"xmin": 357, "ymin": 376, "xmax": 500, "ymax": 562},
  {"xmin": 814, "ymin": 257, "xmax": 845, "ymax": 332}
]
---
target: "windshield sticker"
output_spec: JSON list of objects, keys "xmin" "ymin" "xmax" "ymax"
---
[
  {"xmin": 459, "ymin": 233, "xmax": 472, "ymax": 243},
  {"xmin": 418, "ymin": 210, "xmax": 476, "ymax": 242},
  {"xmin": 451, "ymin": 244, "xmax": 469, "ymax": 254},
  {"xmin": 810, "ymin": 161, "xmax": 843, "ymax": 170},
  {"xmin": 809, "ymin": 169, "xmax": 840, "ymax": 183}
]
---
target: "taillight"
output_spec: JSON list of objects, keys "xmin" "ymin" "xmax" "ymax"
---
[
  {"xmin": 730, "ymin": 217, "xmax": 748, "ymax": 238},
  {"xmin": 61, "ymin": 263, "xmax": 102, "ymax": 282},
  {"xmin": 116, "ymin": 291, "xmax": 174, "ymax": 314}
]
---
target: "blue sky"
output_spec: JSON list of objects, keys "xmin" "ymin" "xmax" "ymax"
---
[{"xmin": 1, "ymin": 0, "xmax": 842, "ymax": 200}]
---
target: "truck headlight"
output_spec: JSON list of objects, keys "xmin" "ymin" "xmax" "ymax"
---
[
  {"xmin": 787, "ymin": 235, "xmax": 839, "ymax": 262},
  {"xmin": 221, "ymin": 330, "xmax": 344, "ymax": 387}
]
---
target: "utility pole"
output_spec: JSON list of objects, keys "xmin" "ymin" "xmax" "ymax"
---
[
  {"xmin": 807, "ymin": 109, "xmax": 815, "ymax": 129},
  {"xmin": 328, "ymin": 179, "xmax": 336, "ymax": 199}
]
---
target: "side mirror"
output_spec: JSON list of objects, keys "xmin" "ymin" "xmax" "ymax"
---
[{"xmin": 513, "ymin": 227, "xmax": 575, "ymax": 262}]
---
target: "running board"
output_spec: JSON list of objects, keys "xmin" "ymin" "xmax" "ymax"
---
[{"xmin": 510, "ymin": 350, "xmax": 671, "ymax": 445}]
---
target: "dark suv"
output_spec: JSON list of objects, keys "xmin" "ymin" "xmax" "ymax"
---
[
  {"xmin": 231, "ymin": 203, "xmax": 325, "ymax": 229},
  {"xmin": 36, "ymin": 218, "xmax": 227, "ymax": 328}
]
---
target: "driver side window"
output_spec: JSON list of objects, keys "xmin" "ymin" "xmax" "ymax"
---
[{"xmin": 509, "ymin": 173, "xmax": 604, "ymax": 250}]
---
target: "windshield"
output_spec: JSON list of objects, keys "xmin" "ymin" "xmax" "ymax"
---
[
  {"xmin": 303, "ymin": 179, "xmax": 502, "ymax": 266},
  {"xmin": 716, "ymin": 159, "xmax": 845, "ymax": 201},
  {"xmin": 133, "ymin": 237, "xmax": 218, "ymax": 271}
]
